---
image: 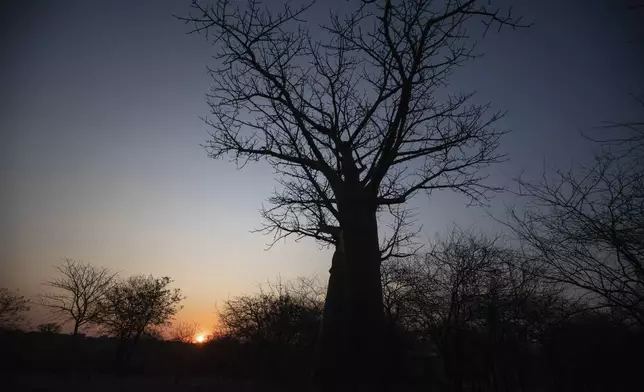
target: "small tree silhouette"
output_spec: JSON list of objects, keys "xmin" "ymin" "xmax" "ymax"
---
[
  {"xmin": 98, "ymin": 275, "xmax": 184, "ymax": 364},
  {"xmin": 218, "ymin": 278, "xmax": 323, "ymax": 346},
  {"xmin": 216, "ymin": 277, "xmax": 324, "ymax": 382},
  {"xmin": 0, "ymin": 288, "xmax": 30, "ymax": 330},
  {"xmin": 169, "ymin": 321, "xmax": 199, "ymax": 343},
  {"xmin": 39, "ymin": 258, "xmax": 116, "ymax": 346},
  {"xmin": 382, "ymin": 228, "xmax": 569, "ymax": 390}
]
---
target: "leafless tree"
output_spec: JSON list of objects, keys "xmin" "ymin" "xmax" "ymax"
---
[
  {"xmin": 39, "ymin": 258, "xmax": 116, "ymax": 342},
  {"xmin": 507, "ymin": 98, "xmax": 644, "ymax": 326},
  {"xmin": 384, "ymin": 229, "xmax": 508, "ymax": 338},
  {"xmin": 218, "ymin": 277, "xmax": 323, "ymax": 346},
  {"xmin": 382, "ymin": 228, "xmax": 568, "ymax": 390},
  {"xmin": 170, "ymin": 321, "xmax": 200, "ymax": 343},
  {"xmin": 0, "ymin": 288, "xmax": 30, "ymax": 330},
  {"xmin": 98, "ymin": 275, "xmax": 184, "ymax": 363},
  {"xmin": 179, "ymin": 0, "xmax": 525, "ymax": 384}
]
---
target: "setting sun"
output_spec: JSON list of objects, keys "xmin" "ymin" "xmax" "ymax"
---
[{"xmin": 194, "ymin": 334, "xmax": 206, "ymax": 344}]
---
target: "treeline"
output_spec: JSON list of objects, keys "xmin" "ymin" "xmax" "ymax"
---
[
  {"xmin": 1, "ymin": 227, "xmax": 642, "ymax": 390},
  {"xmin": 1, "ymin": 262, "xmax": 184, "ymax": 368},
  {"xmin": 202, "ymin": 229, "xmax": 641, "ymax": 391}
]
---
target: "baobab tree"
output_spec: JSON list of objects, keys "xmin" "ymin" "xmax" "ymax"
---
[
  {"xmin": 39, "ymin": 258, "xmax": 116, "ymax": 345},
  {"xmin": 180, "ymin": 0, "xmax": 524, "ymax": 386}
]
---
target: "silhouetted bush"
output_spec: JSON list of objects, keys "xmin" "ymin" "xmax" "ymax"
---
[
  {"xmin": 214, "ymin": 277, "xmax": 324, "ymax": 384},
  {"xmin": 380, "ymin": 228, "xmax": 589, "ymax": 391},
  {"xmin": 169, "ymin": 321, "xmax": 199, "ymax": 343},
  {"xmin": 37, "ymin": 323, "xmax": 62, "ymax": 334}
]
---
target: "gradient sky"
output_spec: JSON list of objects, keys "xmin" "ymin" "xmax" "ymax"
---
[{"xmin": 2, "ymin": 0, "xmax": 643, "ymax": 332}]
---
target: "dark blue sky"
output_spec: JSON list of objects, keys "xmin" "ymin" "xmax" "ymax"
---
[{"xmin": 1, "ymin": 0, "xmax": 642, "ymax": 329}]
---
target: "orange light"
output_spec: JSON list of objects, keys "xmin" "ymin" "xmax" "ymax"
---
[{"xmin": 194, "ymin": 334, "xmax": 206, "ymax": 343}]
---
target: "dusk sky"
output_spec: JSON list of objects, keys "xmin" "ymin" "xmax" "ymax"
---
[{"xmin": 2, "ymin": 0, "xmax": 643, "ymax": 332}]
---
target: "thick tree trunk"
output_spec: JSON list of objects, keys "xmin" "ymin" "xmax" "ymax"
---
[
  {"xmin": 341, "ymin": 203, "xmax": 385, "ymax": 389},
  {"xmin": 312, "ymin": 245, "xmax": 350, "ymax": 388},
  {"xmin": 71, "ymin": 321, "xmax": 80, "ymax": 352},
  {"xmin": 326, "ymin": 199, "xmax": 384, "ymax": 390},
  {"xmin": 312, "ymin": 181, "xmax": 385, "ymax": 391}
]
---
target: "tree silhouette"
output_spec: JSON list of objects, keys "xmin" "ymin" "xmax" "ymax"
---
[
  {"xmin": 170, "ymin": 321, "xmax": 200, "ymax": 343},
  {"xmin": 98, "ymin": 275, "xmax": 184, "ymax": 364},
  {"xmin": 218, "ymin": 278, "xmax": 323, "ymax": 346},
  {"xmin": 217, "ymin": 277, "xmax": 324, "ymax": 383},
  {"xmin": 39, "ymin": 258, "xmax": 116, "ymax": 346},
  {"xmin": 180, "ymin": 0, "xmax": 525, "ymax": 385},
  {"xmin": 508, "ymin": 98, "xmax": 644, "ymax": 327},
  {"xmin": 0, "ymin": 288, "xmax": 30, "ymax": 330},
  {"xmin": 382, "ymin": 228, "xmax": 569, "ymax": 390}
]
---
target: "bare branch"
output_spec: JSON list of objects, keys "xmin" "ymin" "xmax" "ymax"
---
[
  {"xmin": 180, "ymin": 0, "xmax": 523, "ymax": 249},
  {"xmin": 39, "ymin": 258, "xmax": 117, "ymax": 334},
  {"xmin": 506, "ymin": 109, "xmax": 644, "ymax": 326}
]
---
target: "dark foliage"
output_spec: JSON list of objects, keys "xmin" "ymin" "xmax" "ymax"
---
[
  {"xmin": 37, "ymin": 323, "xmax": 62, "ymax": 334},
  {"xmin": 215, "ymin": 278, "xmax": 324, "ymax": 385},
  {"xmin": 0, "ymin": 288, "xmax": 30, "ymax": 330},
  {"xmin": 5, "ymin": 263, "xmax": 643, "ymax": 391},
  {"xmin": 98, "ymin": 275, "xmax": 184, "ymax": 365},
  {"xmin": 381, "ymin": 228, "xmax": 643, "ymax": 391}
]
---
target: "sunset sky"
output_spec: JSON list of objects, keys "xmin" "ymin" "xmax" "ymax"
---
[{"xmin": 2, "ymin": 0, "xmax": 642, "ymax": 332}]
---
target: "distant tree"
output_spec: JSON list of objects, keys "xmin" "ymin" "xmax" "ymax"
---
[
  {"xmin": 508, "ymin": 98, "xmax": 644, "ymax": 326},
  {"xmin": 179, "ymin": 0, "xmax": 525, "ymax": 385},
  {"xmin": 39, "ymin": 258, "xmax": 116, "ymax": 344},
  {"xmin": 98, "ymin": 275, "xmax": 184, "ymax": 363},
  {"xmin": 0, "ymin": 288, "xmax": 30, "ymax": 330},
  {"xmin": 170, "ymin": 321, "xmax": 199, "ymax": 343},
  {"xmin": 218, "ymin": 277, "xmax": 323, "ymax": 347},
  {"xmin": 37, "ymin": 322, "xmax": 62, "ymax": 334},
  {"xmin": 217, "ymin": 277, "xmax": 324, "ymax": 382},
  {"xmin": 382, "ymin": 228, "xmax": 569, "ymax": 390}
]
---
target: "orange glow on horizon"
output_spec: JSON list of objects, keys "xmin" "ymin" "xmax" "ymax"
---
[{"xmin": 194, "ymin": 333, "xmax": 206, "ymax": 344}]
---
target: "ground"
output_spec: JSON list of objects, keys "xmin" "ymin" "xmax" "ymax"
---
[{"xmin": 5, "ymin": 372, "xmax": 286, "ymax": 392}]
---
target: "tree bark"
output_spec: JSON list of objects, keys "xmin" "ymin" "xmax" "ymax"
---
[
  {"xmin": 312, "ymin": 194, "xmax": 385, "ymax": 391},
  {"xmin": 312, "ymin": 244, "xmax": 350, "ymax": 389},
  {"xmin": 339, "ymin": 198, "xmax": 386, "ymax": 389},
  {"xmin": 71, "ymin": 321, "xmax": 80, "ymax": 352}
]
